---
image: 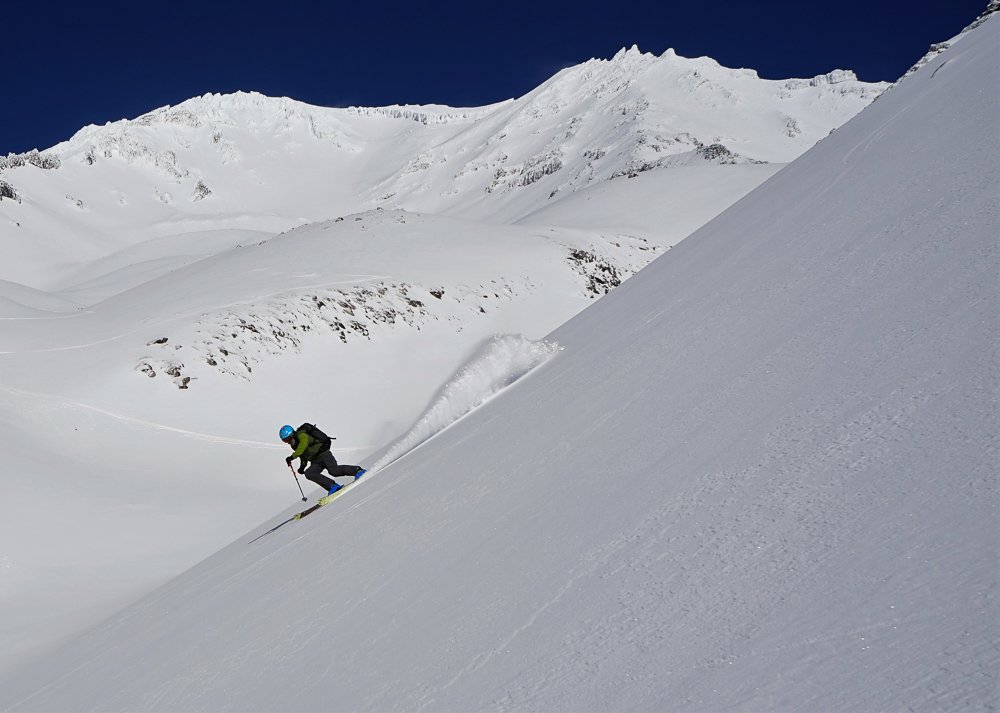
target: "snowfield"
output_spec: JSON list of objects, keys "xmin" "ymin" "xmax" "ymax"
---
[{"xmin": 1, "ymin": 14, "xmax": 997, "ymax": 712}]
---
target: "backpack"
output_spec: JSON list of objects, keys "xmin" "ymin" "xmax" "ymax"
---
[{"xmin": 298, "ymin": 422, "xmax": 332, "ymax": 450}]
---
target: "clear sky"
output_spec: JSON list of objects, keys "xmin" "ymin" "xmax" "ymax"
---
[{"xmin": 2, "ymin": 0, "xmax": 987, "ymax": 154}]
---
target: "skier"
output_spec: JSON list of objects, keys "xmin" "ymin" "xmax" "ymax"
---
[{"xmin": 279, "ymin": 424, "xmax": 366, "ymax": 494}]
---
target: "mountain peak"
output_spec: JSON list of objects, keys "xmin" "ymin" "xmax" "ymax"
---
[{"xmin": 611, "ymin": 44, "xmax": 648, "ymax": 60}]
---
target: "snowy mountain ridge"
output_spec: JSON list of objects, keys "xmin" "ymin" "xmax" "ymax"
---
[
  {"xmin": 0, "ymin": 46, "xmax": 886, "ymax": 290},
  {"xmin": 898, "ymin": 0, "xmax": 999, "ymax": 81},
  {"xmin": 45, "ymin": 45, "xmax": 884, "ymax": 152}
]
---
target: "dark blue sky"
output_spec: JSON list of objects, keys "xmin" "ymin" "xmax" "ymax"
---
[{"xmin": 2, "ymin": 0, "xmax": 986, "ymax": 154}]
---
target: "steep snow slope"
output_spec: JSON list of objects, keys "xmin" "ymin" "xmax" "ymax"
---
[
  {"xmin": 2, "ymin": 13, "xmax": 994, "ymax": 713},
  {"xmin": 0, "ymin": 47, "xmax": 883, "ymax": 290}
]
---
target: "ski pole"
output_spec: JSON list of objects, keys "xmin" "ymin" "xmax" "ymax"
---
[{"xmin": 288, "ymin": 463, "xmax": 307, "ymax": 501}]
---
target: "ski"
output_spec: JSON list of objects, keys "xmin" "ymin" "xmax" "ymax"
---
[
  {"xmin": 302, "ymin": 470, "xmax": 367, "ymax": 514},
  {"xmin": 248, "ymin": 515, "xmax": 297, "ymax": 543},
  {"xmin": 249, "ymin": 471, "xmax": 369, "ymax": 543}
]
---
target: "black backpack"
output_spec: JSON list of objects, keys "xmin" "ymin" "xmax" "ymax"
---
[{"xmin": 298, "ymin": 422, "xmax": 333, "ymax": 450}]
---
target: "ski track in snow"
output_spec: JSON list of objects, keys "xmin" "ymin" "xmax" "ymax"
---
[
  {"xmin": 0, "ymin": 381, "xmax": 373, "ymax": 452},
  {"xmin": 0, "ymin": 310, "xmax": 95, "ymax": 322}
]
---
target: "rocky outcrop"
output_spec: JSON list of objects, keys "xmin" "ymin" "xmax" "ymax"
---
[{"xmin": 0, "ymin": 150, "xmax": 61, "ymax": 171}]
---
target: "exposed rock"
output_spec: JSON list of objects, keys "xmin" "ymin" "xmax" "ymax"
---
[
  {"xmin": 0, "ymin": 150, "xmax": 61, "ymax": 171},
  {"xmin": 192, "ymin": 180, "xmax": 212, "ymax": 201},
  {"xmin": 567, "ymin": 249, "xmax": 623, "ymax": 296}
]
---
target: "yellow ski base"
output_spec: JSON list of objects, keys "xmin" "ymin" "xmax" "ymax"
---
[
  {"xmin": 293, "ymin": 475, "xmax": 366, "ymax": 520},
  {"xmin": 317, "ymin": 482, "xmax": 356, "ymax": 507}
]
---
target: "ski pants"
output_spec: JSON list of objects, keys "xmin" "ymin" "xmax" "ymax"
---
[{"xmin": 303, "ymin": 450, "xmax": 361, "ymax": 491}]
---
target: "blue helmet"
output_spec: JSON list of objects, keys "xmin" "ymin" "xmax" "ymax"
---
[{"xmin": 279, "ymin": 424, "xmax": 295, "ymax": 441}]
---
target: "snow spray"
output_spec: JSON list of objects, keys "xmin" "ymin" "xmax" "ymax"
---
[{"xmin": 370, "ymin": 334, "xmax": 560, "ymax": 472}]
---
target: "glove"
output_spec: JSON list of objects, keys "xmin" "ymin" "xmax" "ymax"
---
[
  {"xmin": 285, "ymin": 455, "xmax": 294, "ymax": 465},
  {"xmin": 297, "ymin": 466, "xmax": 306, "ymax": 475}
]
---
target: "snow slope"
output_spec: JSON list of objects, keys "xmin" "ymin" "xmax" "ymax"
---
[
  {"xmin": 0, "ymin": 208, "xmax": 635, "ymax": 673},
  {"xmin": 2, "ymin": 11, "xmax": 995, "ymax": 713},
  {"xmin": 0, "ymin": 44, "xmax": 880, "ymax": 672},
  {"xmin": 0, "ymin": 170, "xmax": 781, "ymax": 673}
]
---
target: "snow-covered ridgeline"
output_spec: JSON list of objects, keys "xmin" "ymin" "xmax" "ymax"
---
[
  {"xmin": 898, "ymin": 0, "xmax": 999, "ymax": 81},
  {"xmin": 344, "ymin": 103, "xmax": 504, "ymax": 124},
  {"xmin": 0, "ymin": 46, "xmax": 887, "ymax": 268}
]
